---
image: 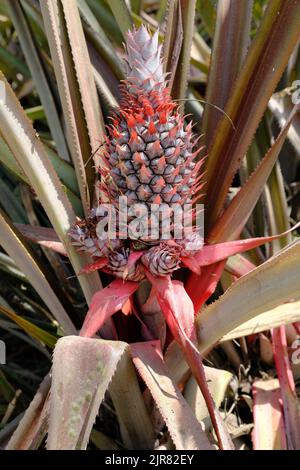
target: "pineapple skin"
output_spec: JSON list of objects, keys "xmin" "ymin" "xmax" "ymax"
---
[{"xmin": 101, "ymin": 26, "xmax": 202, "ymax": 210}]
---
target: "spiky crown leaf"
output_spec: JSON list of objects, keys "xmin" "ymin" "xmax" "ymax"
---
[{"xmin": 124, "ymin": 26, "xmax": 164, "ymax": 92}]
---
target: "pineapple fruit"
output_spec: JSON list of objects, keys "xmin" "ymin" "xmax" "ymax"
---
[{"xmin": 70, "ymin": 26, "xmax": 204, "ymax": 278}]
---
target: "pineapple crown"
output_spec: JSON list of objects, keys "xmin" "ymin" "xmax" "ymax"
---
[{"xmin": 124, "ymin": 26, "xmax": 165, "ymax": 92}]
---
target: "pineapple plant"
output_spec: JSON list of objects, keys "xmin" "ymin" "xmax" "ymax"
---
[
  {"xmin": 0, "ymin": 0, "xmax": 300, "ymax": 453},
  {"xmin": 70, "ymin": 26, "xmax": 289, "ymax": 286}
]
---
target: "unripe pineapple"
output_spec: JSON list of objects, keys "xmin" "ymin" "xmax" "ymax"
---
[
  {"xmin": 70, "ymin": 26, "xmax": 204, "ymax": 277},
  {"xmin": 101, "ymin": 26, "xmax": 203, "ymax": 211}
]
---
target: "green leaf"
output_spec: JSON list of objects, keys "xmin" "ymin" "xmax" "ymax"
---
[
  {"xmin": 130, "ymin": 0, "xmax": 142, "ymax": 16},
  {"xmin": 85, "ymin": 0, "xmax": 123, "ymax": 45},
  {"xmin": 20, "ymin": 0, "xmax": 50, "ymax": 51},
  {"xmin": 40, "ymin": 0, "xmax": 104, "ymax": 214},
  {"xmin": 0, "ymin": 137, "xmax": 83, "ymax": 217},
  {"xmin": 204, "ymin": 0, "xmax": 300, "ymax": 231},
  {"xmin": 162, "ymin": 0, "xmax": 183, "ymax": 92},
  {"xmin": 6, "ymin": 0, "xmax": 70, "ymax": 163},
  {"xmin": 106, "ymin": 0, "xmax": 133, "ymax": 38},
  {"xmin": 90, "ymin": 429, "xmax": 119, "ymax": 450},
  {"xmin": 0, "ymin": 177, "xmax": 28, "ymax": 223},
  {"xmin": 78, "ymin": 0, "xmax": 124, "ymax": 80},
  {"xmin": 202, "ymin": 0, "xmax": 253, "ymax": 147},
  {"xmin": 196, "ymin": 0, "xmax": 216, "ymax": 38},
  {"xmin": 92, "ymin": 66, "xmax": 118, "ymax": 110},
  {"xmin": 0, "ymin": 72, "xmax": 103, "ymax": 305},
  {"xmin": 0, "ymin": 304, "xmax": 58, "ymax": 348},
  {"xmin": 0, "ymin": 138, "xmax": 79, "ymax": 197},
  {"xmin": 172, "ymin": 0, "xmax": 196, "ymax": 103},
  {"xmin": 0, "ymin": 46, "xmax": 30, "ymax": 78},
  {"xmin": 0, "ymin": 210, "xmax": 76, "ymax": 335},
  {"xmin": 156, "ymin": 0, "xmax": 168, "ymax": 23},
  {"xmin": 0, "ymin": 370, "xmax": 15, "ymax": 403},
  {"xmin": 208, "ymin": 103, "xmax": 300, "ymax": 242},
  {"xmin": 25, "ymin": 105, "xmax": 45, "ymax": 121},
  {"xmin": 131, "ymin": 341, "xmax": 213, "ymax": 450}
]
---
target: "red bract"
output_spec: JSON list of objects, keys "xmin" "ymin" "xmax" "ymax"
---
[
  {"xmin": 80, "ymin": 279, "xmax": 139, "ymax": 338},
  {"xmin": 80, "ymin": 223, "xmax": 300, "ymax": 335}
]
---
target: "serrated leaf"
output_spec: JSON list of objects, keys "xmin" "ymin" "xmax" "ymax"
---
[
  {"xmin": 60, "ymin": 0, "xmax": 105, "ymax": 167},
  {"xmin": 269, "ymin": 90, "xmax": 300, "ymax": 157},
  {"xmin": 40, "ymin": 0, "xmax": 101, "ymax": 214},
  {"xmin": 6, "ymin": 0, "xmax": 70, "ymax": 162},
  {"xmin": 221, "ymin": 299, "xmax": 300, "ymax": 341},
  {"xmin": 130, "ymin": 340, "xmax": 213, "ymax": 450},
  {"xmin": 0, "ymin": 72, "xmax": 102, "ymax": 305},
  {"xmin": 6, "ymin": 374, "xmax": 51, "ymax": 450},
  {"xmin": 47, "ymin": 336, "xmax": 127, "ymax": 450}
]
